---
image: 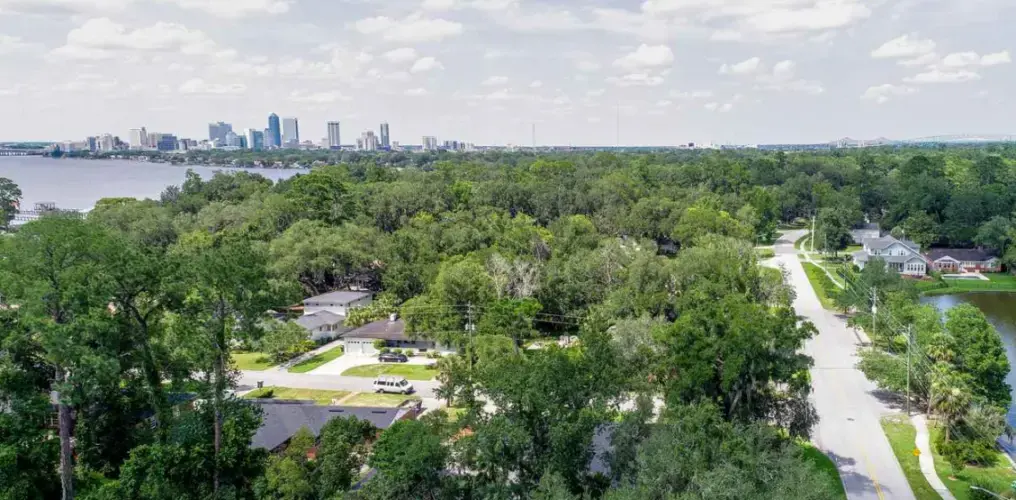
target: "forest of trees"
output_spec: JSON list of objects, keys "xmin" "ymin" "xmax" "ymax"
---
[{"xmin": 2, "ymin": 146, "xmax": 1016, "ymax": 499}]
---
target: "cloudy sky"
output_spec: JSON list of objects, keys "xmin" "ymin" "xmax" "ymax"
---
[{"xmin": 0, "ymin": 0, "xmax": 1013, "ymax": 145}]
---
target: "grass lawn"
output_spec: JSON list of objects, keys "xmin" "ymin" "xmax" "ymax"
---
[
  {"xmin": 341, "ymin": 392, "xmax": 420, "ymax": 408},
  {"xmin": 798, "ymin": 441, "xmax": 847, "ymax": 500},
  {"xmin": 880, "ymin": 416, "xmax": 942, "ymax": 500},
  {"xmin": 803, "ymin": 262, "xmax": 839, "ymax": 310},
  {"xmin": 231, "ymin": 351, "xmax": 275, "ymax": 371},
  {"xmin": 341, "ymin": 363, "xmax": 438, "ymax": 380},
  {"xmin": 986, "ymin": 273, "xmax": 1016, "ymax": 284},
  {"xmin": 244, "ymin": 386, "xmax": 350, "ymax": 405},
  {"xmin": 928, "ymin": 424, "xmax": 1016, "ymax": 500},
  {"xmin": 920, "ymin": 273, "xmax": 1016, "ymax": 296},
  {"xmin": 795, "ymin": 233, "xmax": 812, "ymax": 251},
  {"xmin": 288, "ymin": 347, "xmax": 344, "ymax": 374}
]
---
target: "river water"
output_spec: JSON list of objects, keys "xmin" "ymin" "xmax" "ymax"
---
[
  {"xmin": 922, "ymin": 292, "xmax": 1016, "ymax": 423},
  {"xmin": 0, "ymin": 157, "xmax": 300, "ymax": 210}
]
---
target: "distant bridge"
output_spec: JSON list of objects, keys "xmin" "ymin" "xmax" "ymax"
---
[
  {"xmin": 0, "ymin": 149, "xmax": 44, "ymax": 156},
  {"xmin": 898, "ymin": 134, "xmax": 1016, "ymax": 144}
]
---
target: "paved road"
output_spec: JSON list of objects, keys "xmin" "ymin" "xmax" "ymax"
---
[
  {"xmin": 777, "ymin": 230, "xmax": 915, "ymax": 500},
  {"xmin": 238, "ymin": 370, "xmax": 440, "ymax": 399}
]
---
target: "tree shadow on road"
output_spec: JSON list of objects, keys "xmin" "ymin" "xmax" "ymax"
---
[{"xmin": 824, "ymin": 449, "xmax": 900, "ymax": 498}]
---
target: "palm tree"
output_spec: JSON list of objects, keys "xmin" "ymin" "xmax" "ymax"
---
[{"xmin": 930, "ymin": 368, "xmax": 971, "ymax": 443}]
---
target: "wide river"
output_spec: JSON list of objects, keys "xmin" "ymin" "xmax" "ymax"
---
[
  {"xmin": 922, "ymin": 292, "xmax": 1016, "ymax": 423},
  {"xmin": 0, "ymin": 157, "xmax": 300, "ymax": 210}
]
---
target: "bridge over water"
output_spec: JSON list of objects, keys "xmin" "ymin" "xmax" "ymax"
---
[{"xmin": 0, "ymin": 149, "xmax": 44, "ymax": 157}]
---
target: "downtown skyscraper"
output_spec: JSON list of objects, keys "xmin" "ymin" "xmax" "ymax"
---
[
  {"xmin": 327, "ymin": 121, "xmax": 341, "ymax": 149},
  {"xmin": 267, "ymin": 113, "xmax": 282, "ymax": 149},
  {"xmin": 208, "ymin": 121, "xmax": 232, "ymax": 146},
  {"xmin": 282, "ymin": 117, "xmax": 299, "ymax": 148},
  {"xmin": 380, "ymin": 122, "xmax": 390, "ymax": 149}
]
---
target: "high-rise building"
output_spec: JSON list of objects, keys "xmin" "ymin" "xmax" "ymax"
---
[
  {"xmin": 86, "ymin": 136, "xmax": 98, "ymax": 152},
  {"xmin": 224, "ymin": 131, "xmax": 241, "ymax": 148},
  {"xmin": 154, "ymin": 133, "xmax": 177, "ymax": 151},
  {"xmin": 99, "ymin": 134, "xmax": 114, "ymax": 152},
  {"xmin": 246, "ymin": 129, "xmax": 265, "ymax": 151},
  {"xmin": 129, "ymin": 127, "xmax": 148, "ymax": 150},
  {"xmin": 282, "ymin": 117, "xmax": 299, "ymax": 148},
  {"xmin": 422, "ymin": 136, "xmax": 438, "ymax": 151},
  {"xmin": 327, "ymin": 121, "xmax": 341, "ymax": 149},
  {"xmin": 208, "ymin": 122, "xmax": 232, "ymax": 146},
  {"xmin": 359, "ymin": 130, "xmax": 378, "ymax": 151},
  {"xmin": 267, "ymin": 113, "xmax": 282, "ymax": 149},
  {"xmin": 380, "ymin": 122, "xmax": 390, "ymax": 149}
]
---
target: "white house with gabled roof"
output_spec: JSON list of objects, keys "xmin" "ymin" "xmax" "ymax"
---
[{"xmin": 852, "ymin": 235, "xmax": 928, "ymax": 276}]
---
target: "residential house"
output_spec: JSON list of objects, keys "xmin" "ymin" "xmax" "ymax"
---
[
  {"xmin": 849, "ymin": 223, "xmax": 882, "ymax": 244},
  {"xmin": 296, "ymin": 291, "xmax": 372, "ymax": 342},
  {"xmin": 250, "ymin": 399, "xmax": 418, "ymax": 452},
  {"xmin": 294, "ymin": 310, "xmax": 352, "ymax": 342},
  {"xmin": 303, "ymin": 291, "xmax": 372, "ymax": 316},
  {"xmin": 925, "ymin": 248, "xmax": 1002, "ymax": 273},
  {"xmin": 339, "ymin": 316, "xmax": 448, "ymax": 355},
  {"xmin": 852, "ymin": 235, "xmax": 928, "ymax": 276}
]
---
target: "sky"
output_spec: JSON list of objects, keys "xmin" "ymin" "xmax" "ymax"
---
[{"xmin": 0, "ymin": 0, "xmax": 1013, "ymax": 146}]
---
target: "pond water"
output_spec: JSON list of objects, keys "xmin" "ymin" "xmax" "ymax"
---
[{"xmin": 921, "ymin": 292, "xmax": 1016, "ymax": 424}]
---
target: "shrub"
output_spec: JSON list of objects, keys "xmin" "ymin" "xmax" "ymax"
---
[
  {"xmin": 379, "ymin": 347, "xmax": 391, "ymax": 354},
  {"xmin": 373, "ymin": 339, "xmax": 387, "ymax": 351},
  {"xmin": 755, "ymin": 248, "xmax": 775, "ymax": 259}
]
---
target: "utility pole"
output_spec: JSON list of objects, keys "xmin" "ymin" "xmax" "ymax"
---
[
  {"xmin": 871, "ymin": 287, "xmax": 878, "ymax": 341},
  {"xmin": 906, "ymin": 325, "xmax": 912, "ymax": 417},
  {"xmin": 810, "ymin": 214, "xmax": 816, "ymax": 253},
  {"xmin": 466, "ymin": 303, "xmax": 476, "ymax": 371}
]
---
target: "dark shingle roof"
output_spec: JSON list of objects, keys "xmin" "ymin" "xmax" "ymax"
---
[
  {"xmin": 294, "ymin": 310, "xmax": 345, "ymax": 330},
  {"xmin": 250, "ymin": 400, "xmax": 410, "ymax": 450},
  {"xmin": 852, "ymin": 223, "xmax": 881, "ymax": 231},
  {"xmin": 303, "ymin": 291, "xmax": 371, "ymax": 305},
  {"xmin": 341, "ymin": 319, "xmax": 409, "ymax": 341},
  {"xmin": 926, "ymin": 248, "xmax": 998, "ymax": 263}
]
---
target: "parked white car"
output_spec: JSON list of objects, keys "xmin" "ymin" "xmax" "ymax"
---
[{"xmin": 373, "ymin": 375, "xmax": 414, "ymax": 395}]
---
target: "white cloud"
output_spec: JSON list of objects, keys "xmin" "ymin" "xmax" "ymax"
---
[
  {"xmin": 861, "ymin": 83, "xmax": 917, "ymax": 104},
  {"xmin": 0, "ymin": 0, "xmax": 135, "ymax": 13},
  {"xmin": 404, "ymin": 87, "xmax": 429, "ymax": 96},
  {"xmin": 0, "ymin": 34, "xmax": 35, "ymax": 54},
  {"xmin": 613, "ymin": 44, "xmax": 674, "ymax": 70},
  {"xmin": 641, "ymin": 0, "xmax": 870, "ymax": 36},
  {"xmin": 655, "ymin": 99, "xmax": 672, "ymax": 107},
  {"xmin": 575, "ymin": 60, "xmax": 601, "ymax": 72},
  {"xmin": 529, "ymin": 80, "xmax": 543, "ymax": 88},
  {"xmin": 383, "ymin": 47, "xmax": 418, "ymax": 63},
  {"xmin": 355, "ymin": 15, "xmax": 464, "ymax": 43},
  {"xmin": 719, "ymin": 56, "xmax": 761, "ymax": 75},
  {"xmin": 899, "ymin": 52, "xmax": 939, "ymax": 67},
  {"xmin": 710, "ymin": 30, "xmax": 743, "ymax": 41},
  {"xmin": 745, "ymin": 2, "xmax": 871, "ymax": 34},
  {"xmin": 772, "ymin": 59, "xmax": 796, "ymax": 79},
  {"xmin": 670, "ymin": 89, "xmax": 713, "ymax": 99},
  {"xmin": 288, "ymin": 90, "xmax": 350, "ymax": 103},
  {"xmin": 904, "ymin": 69, "xmax": 981, "ymax": 84},
  {"xmin": 410, "ymin": 56, "xmax": 443, "ymax": 72},
  {"xmin": 158, "ymin": 0, "xmax": 291, "ymax": 17},
  {"xmin": 606, "ymin": 73, "xmax": 664, "ymax": 87},
  {"xmin": 482, "ymin": 75, "xmax": 509, "ymax": 86},
  {"xmin": 942, "ymin": 50, "xmax": 1010, "ymax": 68},
  {"xmin": 871, "ymin": 34, "xmax": 936, "ymax": 59},
  {"xmin": 178, "ymin": 78, "xmax": 245, "ymax": 95},
  {"xmin": 52, "ymin": 74, "xmax": 119, "ymax": 92},
  {"xmin": 586, "ymin": 89, "xmax": 605, "ymax": 97},
  {"xmin": 704, "ymin": 101, "xmax": 733, "ymax": 113},
  {"xmin": 421, "ymin": 0, "xmax": 455, "ymax": 10},
  {"xmin": 49, "ymin": 18, "xmax": 219, "ymax": 60}
]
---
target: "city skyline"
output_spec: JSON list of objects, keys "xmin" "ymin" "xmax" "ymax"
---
[{"xmin": 0, "ymin": 0, "xmax": 1014, "ymax": 144}]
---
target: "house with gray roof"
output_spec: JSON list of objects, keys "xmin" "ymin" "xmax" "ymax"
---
[
  {"xmin": 294, "ymin": 310, "xmax": 352, "ymax": 342},
  {"xmin": 849, "ymin": 223, "xmax": 882, "ymax": 244},
  {"xmin": 852, "ymin": 235, "xmax": 928, "ymax": 276},
  {"xmin": 295, "ymin": 291, "xmax": 372, "ymax": 342},
  {"xmin": 250, "ymin": 399, "xmax": 417, "ymax": 451},
  {"xmin": 924, "ymin": 248, "xmax": 1001, "ymax": 273},
  {"xmin": 339, "ymin": 316, "xmax": 450, "ymax": 355}
]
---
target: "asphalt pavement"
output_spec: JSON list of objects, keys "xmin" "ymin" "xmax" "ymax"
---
[
  {"xmin": 237, "ymin": 369, "xmax": 440, "ymax": 399},
  {"xmin": 776, "ymin": 230, "xmax": 915, "ymax": 500}
]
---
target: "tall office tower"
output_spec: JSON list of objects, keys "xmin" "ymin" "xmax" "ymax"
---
[
  {"xmin": 282, "ymin": 117, "xmax": 300, "ymax": 148},
  {"xmin": 155, "ymin": 134, "xmax": 177, "ymax": 151},
  {"xmin": 99, "ymin": 134, "xmax": 114, "ymax": 152},
  {"xmin": 267, "ymin": 113, "xmax": 282, "ymax": 149},
  {"xmin": 224, "ymin": 131, "xmax": 241, "ymax": 148},
  {"xmin": 356, "ymin": 137, "xmax": 364, "ymax": 150},
  {"xmin": 246, "ymin": 129, "xmax": 265, "ymax": 151},
  {"xmin": 360, "ymin": 130, "xmax": 378, "ymax": 151},
  {"xmin": 422, "ymin": 136, "xmax": 438, "ymax": 151},
  {"xmin": 208, "ymin": 121, "xmax": 232, "ymax": 146},
  {"xmin": 327, "ymin": 121, "xmax": 341, "ymax": 149},
  {"xmin": 86, "ymin": 136, "xmax": 98, "ymax": 152},
  {"xmin": 129, "ymin": 127, "xmax": 148, "ymax": 150},
  {"xmin": 379, "ymin": 122, "xmax": 390, "ymax": 149}
]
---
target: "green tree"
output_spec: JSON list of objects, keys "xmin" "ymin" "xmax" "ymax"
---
[
  {"xmin": 814, "ymin": 206, "xmax": 855, "ymax": 255},
  {"xmin": 260, "ymin": 320, "xmax": 311, "ymax": 363},
  {"xmin": 945, "ymin": 304, "xmax": 1011, "ymax": 408},
  {"xmin": 974, "ymin": 215, "xmax": 1014, "ymax": 256},
  {"xmin": 268, "ymin": 220, "xmax": 382, "ymax": 296},
  {"xmin": 314, "ymin": 416, "xmax": 376, "ymax": 496},
  {"xmin": 366, "ymin": 419, "xmax": 448, "ymax": 500},
  {"xmin": 0, "ymin": 177, "xmax": 22, "ymax": 230},
  {"xmin": 284, "ymin": 166, "xmax": 353, "ymax": 225}
]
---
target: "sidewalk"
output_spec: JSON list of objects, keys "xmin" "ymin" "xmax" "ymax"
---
[
  {"xmin": 268, "ymin": 338, "xmax": 345, "ymax": 372},
  {"xmin": 911, "ymin": 414, "xmax": 956, "ymax": 500}
]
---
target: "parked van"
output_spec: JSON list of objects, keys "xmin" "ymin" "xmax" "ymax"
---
[{"xmin": 373, "ymin": 375, "xmax": 414, "ymax": 395}]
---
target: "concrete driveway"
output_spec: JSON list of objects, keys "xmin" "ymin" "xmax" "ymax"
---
[{"xmin": 309, "ymin": 351, "xmax": 437, "ymax": 375}]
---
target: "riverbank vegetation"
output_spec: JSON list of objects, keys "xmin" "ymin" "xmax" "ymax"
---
[
  {"xmin": 918, "ymin": 273, "xmax": 1016, "ymax": 296},
  {"xmin": 3, "ymin": 146, "xmax": 1016, "ymax": 498}
]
